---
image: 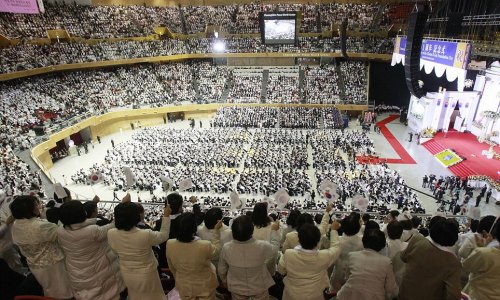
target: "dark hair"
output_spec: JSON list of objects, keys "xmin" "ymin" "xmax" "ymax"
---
[
  {"xmin": 298, "ymin": 223, "xmax": 321, "ymax": 250},
  {"xmin": 204, "ymin": 208, "xmax": 223, "ymax": 230},
  {"xmin": 45, "ymin": 200, "xmax": 56, "ymax": 208},
  {"xmin": 296, "ymin": 213, "xmax": 314, "ymax": 231},
  {"xmin": 429, "ymin": 218, "xmax": 459, "ymax": 247},
  {"xmin": 231, "ymin": 215, "xmax": 254, "ymax": 242},
  {"xmin": 478, "ymin": 216, "xmax": 496, "ymax": 233},
  {"xmin": 59, "ymin": 201, "xmax": 87, "ymax": 227},
  {"xmin": 83, "ymin": 201, "xmax": 97, "ymax": 218},
  {"xmin": 114, "ymin": 202, "xmax": 140, "ymax": 231},
  {"xmin": 167, "ymin": 193, "xmax": 183, "ymax": 214},
  {"xmin": 269, "ymin": 213, "xmax": 278, "ymax": 221},
  {"xmin": 177, "ymin": 213, "xmax": 197, "ymax": 243},
  {"xmin": 362, "ymin": 213, "xmax": 371, "ymax": 223},
  {"xmin": 10, "ymin": 196, "xmax": 39, "ymax": 219},
  {"xmin": 387, "ymin": 221, "xmax": 404, "ymax": 240},
  {"xmin": 314, "ymin": 213, "xmax": 323, "ymax": 225},
  {"xmin": 252, "ymin": 203, "xmax": 270, "ymax": 228},
  {"xmin": 287, "ymin": 209, "xmax": 301, "ymax": 228},
  {"xmin": 429, "ymin": 216, "xmax": 446, "ymax": 229},
  {"xmin": 388, "ymin": 210, "xmax": 400, "ymax": 220},
  {"xmin": 341, "ymin": 212, "xmax": 361, "ymax": 236},
  {"xmin": 54, "ymin": 187, "xmax": 71, "ymax": 203},
  {"xmin": 362, "ymin": 229, "xmax": 386, "ymax": 252},
  {"xmin": 136, "ymin": 203, "xmax": 145, "ymax": 215},
  {"xmin": 470, "ymin": 219, "xmax": 479, "ymax": 233},
  {"xmin": 364, "ymin": 220, "xmax": 380, "ymax": 231},
  {"xmin": 411, "ymin": 216, "xmax": 421, "ymax": 229},
  {"xmin": 400, "ymin": 220, "xmax": 413, "ymax": 230},
  {"xmin": 45, "ymin": 207, "xmax": 60, "ymax": 224}
]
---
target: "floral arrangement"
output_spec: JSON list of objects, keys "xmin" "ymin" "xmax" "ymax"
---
[
  {"xmin": 481, "ymin": 111, "xmax": 499, "ymax": 119},
  {"xmin": 421, "ymin": 127, "xmax": 436, "ymax": 138},
  {"xmin": 468, "ymin": 175, "xmax": 500, "ymax": 190}
]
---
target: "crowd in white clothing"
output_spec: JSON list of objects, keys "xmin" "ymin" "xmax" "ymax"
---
[
  {"xmin": 341, "ymin": 61, "xmax": 368, "ymax": 104},
  {"xmin": 212, "ymin": 106, "xmax": 343, "ymax": 129},
  {"xmin": 227, "ymin": 74, "xmax": 263, "ymax": 104},
  {"xmin": 320, "ymin": 3, "xmax": 390, "ymax": 32},
  {"xmin": 182, "ymin": 5, "xmax": 236, "ymax": 34},
  {"xmin": 303, "ymin": 65, "xmax": 341, "ymax": 104},
  {"xmin": 266, "ymin": 75, "xmax": 300, "ymax": 104},
  {"xmin": 0, "ymin": 147, "xmax": 44, "ymax": 198},
  {"xmin": 0, "ymin": 2, "xmax": 400, "ymax": 39},
  {"xmin": 0, "ymin": 37, "xmax": 392, "ymax": 74},
  {"xmin": 0, "ymin": 60, "xmax": 371, "ymax": 150},
  {"xmin": 0, "ymin": 3, "xmax": 183, "ymax": 38},
  {"xmin": 195, "ymin": 62, "xmax": 230, "ymax": 103}
]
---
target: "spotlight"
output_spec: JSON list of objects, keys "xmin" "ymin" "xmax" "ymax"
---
[{"xmin": 213, "ymin": 41, "xmax": 225, "ymax": 53}]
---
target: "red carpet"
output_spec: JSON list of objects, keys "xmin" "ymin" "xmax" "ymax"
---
[
  {"xmin": 356, "ymin": 155, "xmax": 387, "ymax": 164},
  {"xmin": 375, "ymin": 115, "xmax": 417, "ymax": 164},
  {"xmin": 422, "ymin": 131, "xmax": 500, "ymax": 179}
]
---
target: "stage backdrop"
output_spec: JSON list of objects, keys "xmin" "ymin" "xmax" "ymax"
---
[{"xmin": 369, "ymin": 61, "xmax": 410, "ymax": 108}]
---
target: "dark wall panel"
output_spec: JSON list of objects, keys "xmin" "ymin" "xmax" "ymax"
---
[
  {"xmin": 370, "ymin": 61, "xmax": 479, "ymax": 108},
  {"xmin": 369, "ymin": 62, "xmax": 410, "ymax": 108}
]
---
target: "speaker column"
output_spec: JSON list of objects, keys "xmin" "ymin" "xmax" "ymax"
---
[
  {"xmin": 340, "ymin": 18, "xmax": 348, "ymax": 58},
  {"xmin": 404, "ymin": 4, "xmax": 429, "ymax": 98}
]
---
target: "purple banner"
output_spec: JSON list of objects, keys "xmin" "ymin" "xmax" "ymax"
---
[
  {"xmin": 393, "ymin": 37, "xmax": 471, "ymax": 70},
  {"xmin": 0, "ymin": 0, "xmax": 39, "ymax": 14}
]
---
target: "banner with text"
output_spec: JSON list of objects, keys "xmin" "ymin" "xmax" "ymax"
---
[
  {"xmin": 392, "ymin": 36, "xmax": 471, "ymax": 70},
  {"xmin": 0, "ymin": 0, "xmax": 39, "ymax": 14}
]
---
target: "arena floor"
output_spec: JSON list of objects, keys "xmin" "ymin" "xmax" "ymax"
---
[{"xmin": 47, "ymin": 113, "xmax": 500, "ymax": 217}]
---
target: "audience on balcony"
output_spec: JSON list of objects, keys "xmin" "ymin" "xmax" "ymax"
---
[{"xmin": 0, "ymin": 37, "xmax": 392, "ymax": 75}]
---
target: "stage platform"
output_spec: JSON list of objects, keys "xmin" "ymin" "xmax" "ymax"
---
[{"xmin": 422, "ymin": 131, "xmax": 500, "ymax": 179}]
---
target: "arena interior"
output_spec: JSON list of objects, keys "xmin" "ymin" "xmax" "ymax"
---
[{"xmin": 1, "ymin": 0, "xmax": 500, "ymax": 299}]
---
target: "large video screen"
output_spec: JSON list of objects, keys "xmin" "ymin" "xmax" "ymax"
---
[{"xmin": 260, "ymin": 12, "xmax": 297, "ymax": 45}]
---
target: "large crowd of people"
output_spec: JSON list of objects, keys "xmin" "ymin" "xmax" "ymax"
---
[
  {"xmin": 3, "ymin": 188, "xmax": 498, "ymax": 300},
  {"xmin": 0, "ymin": 3, "xmax": 183, "ymax": 38},
  {"xmin": 195, "ymin": 62, "xmax": 230, "ymax": 103},
  {"xmin": 212, "ymin": 106, "xmax": 343, "ymax": 129},
  {"xmin": 227, "ymin": 73, "xmax": 263, "ymax": 104},
  {"xmin": 266, "ymin": 74, "xmax": 300, "ymax": 104},
  {"xmin": 303, "ymin": 65, "xmax": 341, "ymax": 104},
  {"xmin": 1, "ymin": 4, "xmax": 499, "ymax": 300},
  {"xmin": 341, "ymin": 61, "xmax": 368, "ymax": 104},
  {"xmin": 0, "ymin": 2, "xmax": 399, "ymax": 39},
  {"xmin": 0, "ymin": 36, "xmax": 391, "ymax": 74},
  {"xmin": 320, "ymin": 2, "xmax": 391, "ymax": 32},
  {"xmin": 0, "ymin": 60, "xmax": 369, "ymax": 156}
]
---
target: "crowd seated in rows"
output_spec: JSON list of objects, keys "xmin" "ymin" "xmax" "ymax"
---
[
  {"xmin": 0, "ymin": 2, "xmax": 394, "ymax": 38},
  {"xmin": 212, "ymin": 106, "xmax": 343, "ymax": 129},
  {"xmin": 266, "ymin": 75, "xmax": 300, "ymax": 104},
  {"xmin": 0, "ymin": 61, "xmax": 367, "ymax": 150},
  {"xmin": 0, "ymin": 2, "xmax": 183, "ymax": 38},
  {"xmin": 320, "ymin": 2, "xmax": 391, "ymax": 32},
  {"xmin": 303, "ymin": 64, "xmax": 340, "ymax": 104},
  {"xmin": 227, "ymin": 74, "xmax": 262, "ymax": 104},
  {"xmin": 341, "ymin": 61, "xmax": 368, "ymax": 104},
  {"xmin": 0, "ymin": 36, "xmax": 392, "ymax": 74}
]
